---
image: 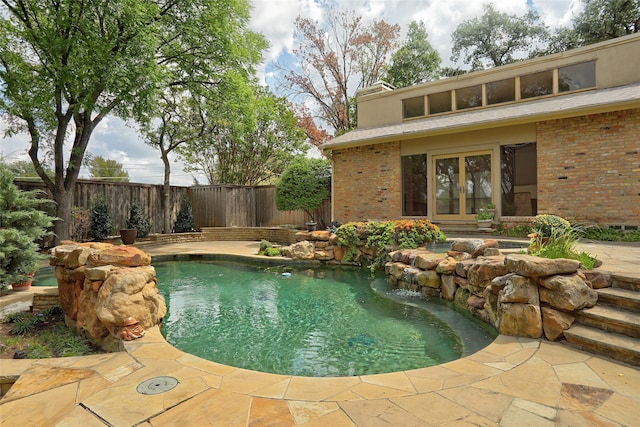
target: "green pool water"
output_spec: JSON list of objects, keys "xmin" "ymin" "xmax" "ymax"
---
[{"xmin": 154, "ymin": 260, "xmax": 496, "ymax": 377}]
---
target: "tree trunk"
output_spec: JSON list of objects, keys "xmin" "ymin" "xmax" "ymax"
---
[
  {"xmin": 161, "ymin": 149, "xmax": 172, "ymax": 234},
  {"xmin": 54, "ymin": 186, "xmax": 73, "ymax": 243}
]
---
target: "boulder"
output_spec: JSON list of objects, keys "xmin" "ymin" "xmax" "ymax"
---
[
  {"xmin": 286, "ymin": 241, "xmax": 315, "ymax": 260},
  {"xmin": 441, "ymin": 274, "xmax": 457, "ymax": 301},
  {"xmin": 314, "ymin": 248, "xmax": 334, "ymax": 261},
  {"xmin": 333, "ymin": 245, "xmax": 346, "ymax": 262},
  {"xmin": 541, "ymin": 306, "xmax": 575, "ymax": 341},
  {"xmin": 582, "ymin": 270, "xmax": 611, "ymax": 289},
  {"xmin": 468, "ymin": 295, "xmax": 485, "ymax": 310},
  {"xmin": 499, "ymin": 275, "xmax": 539, "ymax": 305},
  {"xmin": 455, "ymin": 259, "xmax": 476, "ymax": 278},
  {"xmin": 387, "ymin": 262, "xmax": 407, "ymax": 280},
  {"xmin": 498, "ymin": 303, "xmax": 542, "ymax": 338},
  {"xmin": 310, "ymin": 230, "xmax": 331, "ymax": 241},
  {"xmin": 505, "ymin": 254, "xmax": 580, "ymax": 277},
  {"xmin": 451, "ymin": 239, "xmax": 484, "ymax": 255},
  {"xmin": 295, "ymin": 231, "xmax": 311, "ymax": 241},
  {"xmin": 95, "ymin": 267, "xmax": 166, "ymax": 330},
  {"xmin": 88, "ymin": 245, "xmax": 151, "ymax": 267},
  {"xmin": 435, "ymin": 257, "xmax": 458, "ymax": 274},
  {"xmin": 539, "ymin": 274, "xmax": 598, "ymax": 311},
  {"xmin": 416, "ymin": 270, "xmax": 441, "ymax": 289},
  {"xmin": 415, "ymin": 252, "xmax": 445, "ymax": 270},
  {"xmin": 467, "ymin": 256, "xmax": 508, "ymax": 289}
]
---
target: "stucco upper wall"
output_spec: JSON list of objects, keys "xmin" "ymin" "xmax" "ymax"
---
[{"xmin": 356, "ymin": 33, "xmax": 640, "ymax": 129}]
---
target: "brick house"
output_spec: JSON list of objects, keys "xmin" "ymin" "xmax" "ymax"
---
[{"xmin": 322, "ymin": 34, "xmax": 640, "ymax": 230}]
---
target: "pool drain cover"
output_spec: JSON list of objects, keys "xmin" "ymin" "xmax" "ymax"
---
[{"xmin": 136, "ymin": 376, "xmax": 179, "ymax": 395}]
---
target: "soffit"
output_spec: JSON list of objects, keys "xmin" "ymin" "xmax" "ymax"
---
[{"xmin": 322, "ymin": 83, "xmax": 640, "ymax": 151}]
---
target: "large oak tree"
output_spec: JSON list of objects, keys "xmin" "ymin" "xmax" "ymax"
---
[{"xmin": 0, "ymin": 0, "xmax": 261, "ymax": 242}]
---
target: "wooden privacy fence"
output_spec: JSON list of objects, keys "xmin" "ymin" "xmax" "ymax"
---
[
  {"xmin": 189, "ymin": 185, "xmax": 331, "ymax": 229},
  {"xmin": 14, "ymin": 180, "xmax": 332, "ymax": 235},
  {"xmin": 15, "ymin": 179, "xmax": 188, "ymax": 236}
]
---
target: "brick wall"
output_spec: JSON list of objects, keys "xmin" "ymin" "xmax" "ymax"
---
[
  {"xmin": 332, "ymin": 141, "xmax": 402, "ymax": 222},
  {"xmin": 537, "ymin": 108, "xmax": 640, "ymax": 225}
]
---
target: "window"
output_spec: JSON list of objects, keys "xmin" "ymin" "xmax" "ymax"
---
[
  {"xmin": 403, "ymin": 97, "xmax": 424, "ymax": 118},
  {"xmin": 428, "ymin": 91, "xmax": 452, "ymax": 114},
  {"xmin": 520, "ymin": 70, "xmax": 553, "ymax": 99},
  {"xmin": 501, "ymin": 143, "xmax": 537, "ymax": 216},
  {"xmin": 559, "ymin": 61, "xmax": 595, "ymax": 92},
  {"xmin": 402, "ymin": 155, "xmax": 427, "ymax": 216},
  {"xmin": 456, "ymin": 85, "xmax": 482, "ymax": 110},
  {"xmin": 486, "ymin": 78, "xmax": 515, "ymax": 105}
]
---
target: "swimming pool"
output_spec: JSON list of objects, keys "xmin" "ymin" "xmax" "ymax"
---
[{"xmin": 154, "ymin": 260, "xmax": 496, "ymax": 377}]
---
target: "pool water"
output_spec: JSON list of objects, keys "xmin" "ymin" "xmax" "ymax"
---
[{"xmin": 155, "ymin": 260, "xmax": 496, "ymax": 377}]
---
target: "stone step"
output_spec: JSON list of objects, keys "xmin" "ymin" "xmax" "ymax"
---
[
  {"xmin": 564, "ymin": 324, "xmax": 640, "ymax": 366},
  {"xmin": 597, "ymin": 287, "xmax": 640, "ymax": 311},
  {"xmin": 575, "ymin": 305, "xmax": 640, "ymax": 338},
  {"xmin": 611, "ymin": 275, "xmax": 640, "ymax": 292}
]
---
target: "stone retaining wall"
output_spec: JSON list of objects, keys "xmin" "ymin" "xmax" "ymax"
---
[{"xmin": 283, "ymin": 235, "xmax": 607, "ymax": 341}]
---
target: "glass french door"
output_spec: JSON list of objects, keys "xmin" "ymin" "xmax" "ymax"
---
[{"xmin": 433, "ymin": 152, "xmax": 492, "ymax": 220}]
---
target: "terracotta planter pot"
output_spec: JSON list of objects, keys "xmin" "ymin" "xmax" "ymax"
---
[
  {"xmin": 120, "ymin": 228, "xmax": 137, "ymax": 245},
  {"xmin": 12, "ymin": 273, "xmax": 34, "ymax": 292}
]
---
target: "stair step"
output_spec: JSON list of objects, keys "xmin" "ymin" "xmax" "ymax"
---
[
  {"xmin": 611, "ymin": 275, "xmax": 640, "ymax": 292},
  {"xmin": 575, "ymin": 305, "xmax": 640, "ymax": 338},
  {"xmin": 597, "ymin": 287, "xmax": 640, "ymax": 311},
  {"xmin": 564, "ymin": 325, "xmax": 640, "ymax": 366}
]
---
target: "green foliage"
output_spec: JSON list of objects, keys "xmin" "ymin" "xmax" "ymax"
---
[
  {"xmin": 581, "ymin": 225, "xmax": 640, "ymax": 242},
  {"xmin": 84, "ymin": 155, "xmax": 130, "ymax": 182},
  {"xmin": 531, "ymin": 214, "xmax": 572, "ymax": 238},
  {"xmin": 451, "ymin": 3, "xmax": 550, "ymax": 69},
  {"xmin": 126, "ymin": 203, "xmax": 151, "ymax": 238},
  {"xmin": 264, "ymin": 247, "xmax": 280, "ymax": 257},
  {"xmin": 335, "ymin": 220, "xmax": 446, "ymax": 269},
  {"xmin": 0, "ymin": 0, "xmax": 265, "ymax": 242},
  {"xmin": 493, "ymin": 224, "xmax": 531, "ymax": 238},
  {"xmin": 475, "ymin": 208, "xmax": 494, "ymax": 220},
  {"xmin": 173, "ymin": 196, "xmax": 195, "ymax": 233},
  {"xmin": 178, "ymin": 84, "xmax": 308, "ymax": 186},
  {"xmin": 259, "ymin": 240, "xmax": 273, "ymax": 252},
  {"xmin": 1, "ymin": 308, "xmax": 95, "ymax": 357},
  {"xmin": 275, "ymin": 157, "xmax": 330, "ymax": 222},
  {"xmin": 573, "ymin": 0, "xmax": 639, "ymax": 45},
  {"xmin": 89, "ymin": 198, "xmax": 113, "ymax": 241},
  {"xmin": 529, "ymin": 216, "xmax": 597, "ymax": 269},
  {"xmin": 0, "ymin": 165, "xmax": 55, "ymax": 286},
  {"xmin": 385, "ymin": 21, "xmax": 441, "ymax": 87}
]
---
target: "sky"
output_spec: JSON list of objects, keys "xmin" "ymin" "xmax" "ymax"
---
[{"xmin": 0, "ymin": 0, "xmax": 580, "ymax": 186}]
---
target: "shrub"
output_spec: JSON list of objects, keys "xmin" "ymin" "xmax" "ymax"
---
[
  {"xmin": 531, "ymin": 214, "xmax": 571, "ymax": 238},
  {"xmin": 264, "ymin": 247, "xmax": 280, "ymax": 257},
  {"xmin": 174, "ymin": 195, "xmax": 195, "ymax": 233},
  {"xmin": 0, "ymin": 165, "xmax": 55, "ymax": 286},
  {"xmin": 89, "ymin": 198, "xmax": 113, "ymax": 240},
  {"xmin": 275, "ymin": 157, "xmax": 330, "ymax": 223},
  {"xmin": 126, "ymin": 202, "xmax": 151, "ymax": 238},
  {"xmin": 335, "ymin": 220, "xmax": 446, "ymax": 269},
  {"xmin": 528, "ymin": 215, "xmax": 598, "ymax": 269}
]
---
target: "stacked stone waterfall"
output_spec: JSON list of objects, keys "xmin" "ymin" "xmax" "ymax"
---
[
  {"xmin": 386, "ymin": 239, "xmax": 600, "ymax": 340},
  {"xmin": 50, "ymin": 242, "xmax": 166, "ymax": 350}
]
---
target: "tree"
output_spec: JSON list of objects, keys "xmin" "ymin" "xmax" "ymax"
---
[
  {"xmin": 0, "ymin": 165, "xmax": 54, "ymax": 286},
  {"xmin": 385, "ymin": 21, "xmax": 441, "ymax": 88},
  {"xmin": 0, "ymin": 0, "xmax": 261, "ymax": 243},
  {"xmin": 451, "ymin": 3, "xmax": 549, "ymax": 69},
  {"xmin": 545, "ymin": 0, "xmax": 640, "ymax": 54},
  {"xmin": 178, "ymin": 83, "xmax": 308, "ymax": 185},
  {"xmin": 275, "ymin": 157, "xmax": 330, "ymax": 224},
  {"xmin": 139, "ymin": 1, "xmax": 266, "ymax": 234},
  {"xmin": 283, "ymin": 9, "xmax": 400, "ymax": 139},
  {"xmin": 84, "ymin": 155, "xmax": 129, "ymax": 182},
  {"xmin": 1, "ymin": 159, "xmax": 53, "ymax": 180}
]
